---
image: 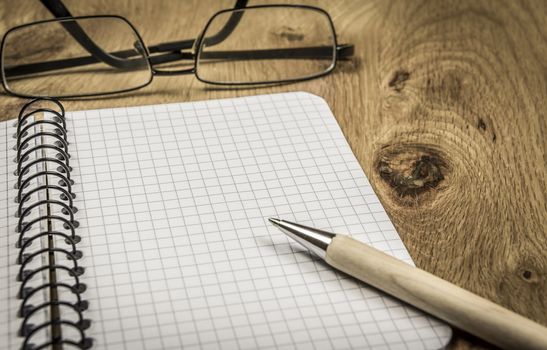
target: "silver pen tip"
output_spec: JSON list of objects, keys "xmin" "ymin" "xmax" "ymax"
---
[
  {"xmin": 267, "ymin": 217, "xmax": 335, "ymax": 259},
  {"xmin": 268, "ymin": 217, "xmax": 282, "ymax": 225}
]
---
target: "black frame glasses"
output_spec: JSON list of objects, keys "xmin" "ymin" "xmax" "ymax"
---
[{"xmin": 1, "ymin": 0, "xmax": 354, "ymax": 99}]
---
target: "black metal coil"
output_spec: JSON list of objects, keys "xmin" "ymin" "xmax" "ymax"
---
[{"xmin": 13, "ymin": 98, "xmax": 91, "ymax": 350}]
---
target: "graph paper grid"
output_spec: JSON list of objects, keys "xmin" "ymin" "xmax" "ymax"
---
[{"xmin": 50, "ymin": 92, "xmax": 451, "ymax": 349}]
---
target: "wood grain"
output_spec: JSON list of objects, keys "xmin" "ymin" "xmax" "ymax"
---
[{"xmin": 1, "ymin": 1, "xmax": 545, "ymax": 349}]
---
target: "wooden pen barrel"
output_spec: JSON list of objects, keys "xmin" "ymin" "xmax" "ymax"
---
[{"xmin": 325, "ymin": 235, "xmax": 547, "ymax": 350}]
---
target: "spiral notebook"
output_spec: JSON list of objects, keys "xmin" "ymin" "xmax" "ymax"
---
[{"xmin": 0, "ymin": 92, "xmax": 452, "ymax": 349}]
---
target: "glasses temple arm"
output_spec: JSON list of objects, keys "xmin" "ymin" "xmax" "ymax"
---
[
  {"xmin": 39, "ymin": 0, "xmax": 72, "ymax": 19},
  {"xmin": 4, "ymin": 44, "xmax": 354, "ymax": 78},
  {"xmin": 198, "ymin": 45, "xmax": 352, "ymax": 60},
  {"xmin": 145, "ymin": 0, "xmax": 249, "ymax": 54},
  {"xmin": 3, "ymin": 47, "xmax": 188, "ymax": 78},
  {"xmin": 198, "ymin": 0, "xmax": 248, "ymax": 48},
  {"xmin": 39, "ymin": 0, "xmax": 146, "ymax": 70},
  {"xmin": 336, "ymin": 44, "xmax": 354, "ymax": 59}
]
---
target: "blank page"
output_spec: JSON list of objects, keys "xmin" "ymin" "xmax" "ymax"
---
[{"xmin": 52, "ymin": 92, "xmax": 451, "ymax": 349}]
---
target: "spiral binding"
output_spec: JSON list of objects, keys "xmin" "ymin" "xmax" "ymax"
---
[{"xmin": 13, "ymin": 98, "xmax": 92, "ymax": 350}]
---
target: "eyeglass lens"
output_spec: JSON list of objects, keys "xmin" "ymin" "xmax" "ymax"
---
[
  {"xmin": 196, "ymin": 6, "xmax": 336, "ymax": 84},
  {"xmin": 2, "ymin": 17, "xmax": 152, "ymax": 98}
]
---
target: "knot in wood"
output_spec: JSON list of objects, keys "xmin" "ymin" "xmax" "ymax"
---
[
  {"xmin": 376, "ymin": 144, "xmax": 447, "ymax": 198},
  {"xmin": 388, "ymin": 70, "xmax": 410, "ymax": 92}
]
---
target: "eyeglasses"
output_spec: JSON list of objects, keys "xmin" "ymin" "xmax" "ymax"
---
[{"xmin": 1, "ymin": 1, "xmax": 354, "ymax": 99}]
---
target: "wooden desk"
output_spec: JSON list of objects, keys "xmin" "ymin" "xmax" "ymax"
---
[{"xmin": 1, "ymin": 1, "xmax": 545, "ymax": 348}]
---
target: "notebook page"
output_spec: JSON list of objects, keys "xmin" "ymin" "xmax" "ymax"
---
[{"xmin": 52, "ymin": 92, "xmax": 451, "ymax": 349}]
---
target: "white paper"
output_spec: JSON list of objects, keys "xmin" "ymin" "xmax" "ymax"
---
[{"xmin": 48, "ymin": 92, "xmax": 450, "ymax": 349}]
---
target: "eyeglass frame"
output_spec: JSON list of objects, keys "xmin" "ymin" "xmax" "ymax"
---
[{"xmin": 1, "ymin": 2, "xmax": 354, "ymax": 99}]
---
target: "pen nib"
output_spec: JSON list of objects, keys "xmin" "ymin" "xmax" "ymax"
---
[
  {"xmin": 268, "ymin": 217, "xmax": 282, "ymax": 225},
  {"xmin": 267, "ymin": 217, "xmax": 335, "ymax": 259}
]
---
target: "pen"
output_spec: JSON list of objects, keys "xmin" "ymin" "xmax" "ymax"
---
[{"xmin": 268, "ymin": 218, "xmax": 547, "ymax": 350}]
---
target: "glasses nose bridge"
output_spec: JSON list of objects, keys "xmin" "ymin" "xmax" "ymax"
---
[
  {"xmin": 148, "ymin": 52, "xmax": 196, "ymax": 76},
  {"xmin": 144, "ymin": 38, "xmax": 197, "ymax": 76}
]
